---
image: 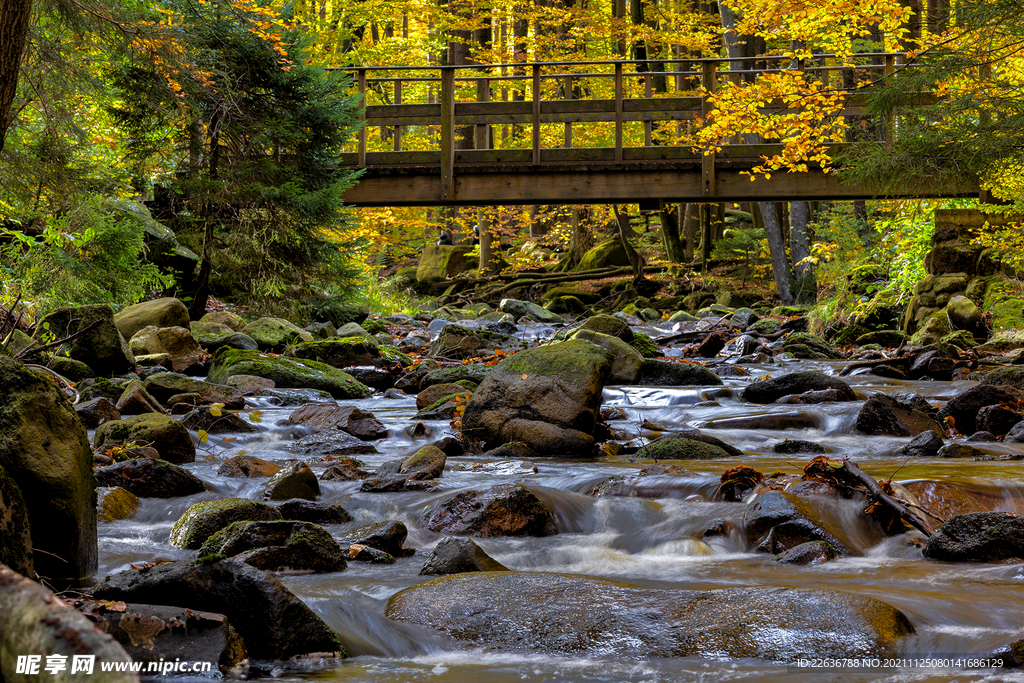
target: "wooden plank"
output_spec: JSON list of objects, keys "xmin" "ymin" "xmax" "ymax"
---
[{"xmin": 440, "ymin": 67, "xmax": 455, "ymax": 201}]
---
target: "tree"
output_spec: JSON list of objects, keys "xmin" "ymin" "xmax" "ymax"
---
[
  {"xmin": 110, "ymin": 0, "xmax": 364, "ymax": 318},
  {"xmin": 0, "ymin": 0, "xmax": 32, "ymax": 152}
]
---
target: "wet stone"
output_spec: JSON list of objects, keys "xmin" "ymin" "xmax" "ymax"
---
[
  {"xmin": 775, "ymin": 540, "xmax": 842, "ymax": 565},
  {"xmin": 262, "ymin": 461, "xmax": 319, "ymax": 501},
  {"xmin": 772, "ymin": 439, "xmax": 829, "ymax": 454},
  {"xmin": 419, "ymin": 536, "xmax": 509, "ymax": 575},
  {"xmin": 923, "ymin": 512, "xmax": 1024, "ymax": 562},
  {"xmin": 339, "ymin": 520, "xmax": 411, "ymax": 557},
  {"xmin": 320, "ymin": 461, "xmax": 373, "ymax": 481},
  {"xmin": 347, "ymin": 544, "xmax": 396, "ymax": 564},
  {"xmin": 217, "ymin": 455, "xmax": 282, "ymax": 478},
  {"xmin": 94, "ymin": 459, "xmax": 205, "ymax": 498},
  {"xmin": 900, "ymin": 430, "xmax": 945, "ymax": 458},
  {"xmin": 275, "ymin": 499, "xmax": 353, "ymax": 524},
  {"xmin": 288, "ymin": 429, "xmax": 380, "ymax": 458},
  {"xmin": 937, "ymin": 442, "xmax": 987, "ymax": 459},
  {"xmin": 422, "ymin": 483, "xmax": 557, "ymax": 537}
]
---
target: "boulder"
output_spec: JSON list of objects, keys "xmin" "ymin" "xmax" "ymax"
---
[
  {"xmin": 226, "ymin": 374, "xmax": 275, "ymax": 395},
  {"xmin": 207, "ymin": 348, "xmax": 371, "ymax": 399},
  {"xmin": 73, "ymin": 601, "xmax": 247, "ymax": 675},
  {"xmin": 576, "ymin": 238, "xmax": 630, "ymax": 271},
  {"xmin": 143, "ymin": 372, "xmax": 244, "ymax": 407},
  {"xmin": 743, "ymin": 490, "xmax": 852, "ymax": 555},
  {"xmin": 416, "ymin": 382, "xmax": 468, "ymax": 410},
  {"xmin": 416, "ymin": 244, "xmax": 474, "ymax": 284},
  {"xmin": 198, "ymin": 520, "xmax": 346, "ymax": 573},
  {"xmin": 742, "ymin": 372, "xmax": 856, "ymax": 404},
  {"xmin": 976, "ymin": 366, "xmax": 1024, "ymax": 390},
  {"xmin": 94, "ymin": 459, "xmax": 205, "ymax": 498},
  {"xmin": 578, "ymin": 314, "xmax": 633, "ymax": 342},
  {"xmin": 181, "ymin": 406, "xmax": 258, "ymax": 434},
  {"xmin": 419, "ymin": 364, "xmax": 490, "ymax": 390},
  {"xmin": 0, "ymin": 464, "xmax": 33, "ymax": 576},
  {"xmin": 75, "ymin": 397, "xmax": 121, "ymax": 428},
  {"xmin": 96, "ymin": 486, "xmax": 141, "ymax": 522},
  {"xmin": 386, "ymin": 572, "xmax": 913, "ymax": 661},
  {"xmin": 114, "ymin": 378, "xmax": 165, "ymax": 416},
  {"xmin": 640, "ymin": 436, "xmax": 734, "ymax": 460},
  {"xmin": 1, "ymin": 565, "xmax": 138, "ymax": 683},
  {"xmin": 320, "ymin": 462, "xmax": 373, "ymax": 481},
  {"xmin": 288, "ymin": 403, "xmax": 388, "ymax": 440},
  {"xmin": 115, "ymin": 298, "xmax": 191, "ymax": 341},
  {"xmin": 217, "ymin": 455, "xmax": 282, "ymax": 478},
  {"xmin": 241, "ymin": 317, "xmax": 314, "ymax": 351},
  {"xmin": 94, "ymin": 413, "xmax": 196, "ymax": 464},
  {"xmin": 566, "ymin": 328, "xmax": 642, "ymax": 383},
  {"xmin": 772, "ymin": 439, "xmax": 829, "ymax": 454},
  {"xmin": 339, "ymin": 520, "xmax": 411, "ymax": 557},
  {"xmin": 128, "ymin": 325, "xmax": 201, "ymax": 360},
  {"xmin": 201, "ymin": 310, "xmax": 248, "ymax": 331},
  {"xmin": 775, "ymin": 540, "xmax": 843, "ymax": 565},
  {"xmin": 308, "ymin": 299, "xmax": 370, "ymax": 327},
  {"xmin": 923, "ymin": 512, "xmax": 1024, "ymax": 561},
  {"xmin": 191, "ymin": 320, "xmax": 234, "ymax": 338},
  {"xmin": 275, "ymin": 499, "xmax": 352, "ymax": 524},
  {"xmin": 937, "ymin": 384, "xmax": 1024, "ymax": 435},
  {"xmin": 780, "ymin": 333, "xmax": 842, "ymax": 360},
  {"xmin": 35, "ymin": 304, "xmax": 135, "ymax": 376},
  {"xmin": 460, "ymin": 339, "xmax": 613, "ymax": 455},
  {"xmin": 262, "ymin": 461, "xmax": 319, "ymax": 501},
  {"xmin": 945, "ymin": 294, "xmax": 984, "ymax": 332},
  {"xmin": 428, "ymin": 324, "xmax": 526, "ymax": 360},
  {"xmin": 90, "ymin": 559, "xmax": 343, "ymax": 659},
  {"xmin": 288, "ymin": 430, "xmax": 380, "ymax": 458},
  {"xmin": 498, "ymin": 298, "xmax": 564, "ymax": 324},
  {"xmin": 856, "ymin": 394, "xmax": 943, "ymax": 437},
  {"xmin": 937, "ymin": 442, "xmax": 987, "ymax": 458},
  {"xmin": 976, "ymin": 404, "xmax": 1023, "ymax": 436},
  {"xmin": 198, "ymin": 331, "xmax": 259, "ymax": 351},
  {"xmin": 899, "ymin": 430, "xmax": 945, "ymax": 458},
  {"xmin": 419, "ymin": 537, "xmax": 509, "ymax": 575},
  {"xmin": 400, "ymin": 445, "xmax": 446, "ymax": 479},
  {"xmin": 0, "ymin": 357, "xmax": 96, "ymax": 582},
  {"xmin": 290, "ymin": 337, "xmax": 380, "ymax": 368},
  {"xmin": 170, "ymin": 498, "xmax": 283, "ymax": 549},
  {"xmin": 422, "ymin": 483, "xmax": 556, "ymax": 537},
  {"xmin": 636, "ymin": 359, "xmax": 723, "ymax": 386},
  {"xmin": 1006, "ymin": 421, "xmax": 1024, "ymax": 443},
  {"xmin": 48, "ymin": 356, "xmax": 94, "ymax": 380}
]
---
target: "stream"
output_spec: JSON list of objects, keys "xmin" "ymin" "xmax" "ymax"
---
[{"xmin": 93, "ymin": 322, "xmax": 1024, "ymax": 683}]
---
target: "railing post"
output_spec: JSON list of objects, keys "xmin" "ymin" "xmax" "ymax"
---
[
  {"xmin": 440, "ymin": 66, "xmax": 455, "ymax": 201},
  {"xmin": 532, "ymin": 64, "xmax": 541, "ymax": 164},
  {"xmin": 884, "ymin": 54, "xmax": 895, "ymax": 146},
  {"xmin": 614, "ymin": 62, "xmax": 623, "ymax": 162},
  {"xmin": 357, "ymin": 69, "xmax": 367, "ymax": 167},
  {"xmin": 563, "ymin": 75, "xmax": 573, "ymax": 148},
  {"xmin": 394, "ymin": 78, "xmax": 402, "ymax": 152},
  {"xmin": 475, "ymin": 77, "xmax": 490, "ymax": 149},
  {"xmin": 701, "ymin": 60, "xmax": 717, "ymax": 196},
  {"xmin": 644, "ymin": 72, "xmax": 653, "ymax": 146}
]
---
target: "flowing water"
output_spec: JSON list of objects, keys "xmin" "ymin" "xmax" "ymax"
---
[{"xmin": 94, "ymin": 324, "xmax": 1024, "ymax": 683}]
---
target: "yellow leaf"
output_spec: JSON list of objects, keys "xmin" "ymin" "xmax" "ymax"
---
[
  {"xmin": 198, "ymin": 429, "xmax": 209, "ymax": 443},
  {"xmin": 210, "ymin": 403, "xmax": 224, "ymax": 417}
]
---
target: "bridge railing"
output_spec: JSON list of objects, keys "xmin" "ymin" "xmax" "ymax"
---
[{"xmin": 336, "ymin": 53, "xmax": 918, "ymax": 200}]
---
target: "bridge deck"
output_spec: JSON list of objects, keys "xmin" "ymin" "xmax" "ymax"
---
[{"xmin": 336, "ymin": 56, "xmax": 977, "ymax": 206}]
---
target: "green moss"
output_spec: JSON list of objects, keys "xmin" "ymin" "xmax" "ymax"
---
[
  {"xmin": 81, "ymin": 377, "xmax": 130, "ymax": 402},
  {"xmin": 640, "ymin": 437, "xmax": 732, "ymax": 460},
  {"xmin": 378, "ymin": 345, "xmax": 413, "ymax": 367},
  {"xmin": 628, "ymin": 331, "xmax": 661, "ymax": 358},
  {"xmin": 501, "ymin": 338, "xmax": 612, "ymax": 387},
  {"xmin": 577, "ymin": 239, "xmax": 630, "ymax": 271},
  {"xmin": 421, "ymin": 365, "xmax": 491, "ymax": 389},
  {"xmin": 580, "ymin": 314, "xmax": 632, "ymax": 342},
  {"xmin": 976, "ymin": 366, "xmax": 1024, "ymax": 389},
  {"xmin": 207, "ymin": 347, "xmax": 371, "ymax": 399},
  {"xmin": 417, "ymin": 392, "xmax": 471, "ymax": 415},
  {"xmin": 93, "ymin": 413, "xmax": 195, "ymax": 464},
  {"xmin": 781, "ymin": 333, "xmax": 841, "ymax": 359},
  {"xmin": 169, "ymin": 497, "xmax": 283, "ymax": 549},
  {"xmin": 290, "ymin": 337, "xmax": 380, "ymax": 367},
  {"xmin": 749, "ymin": 318, "xmax": 782, "ymax": 335},
  {"xmin": 454, "ymin": 379, "xmax": 478, "ymax": 391}
]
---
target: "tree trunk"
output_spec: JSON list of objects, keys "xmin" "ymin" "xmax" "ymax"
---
[
  {"xmin": 613, "ymin": 205, "xmax": 645, "ymax": 285},
  {"xmin": 659, "ymin": 206, "xmax": 686, "ymax": 263},
  {"xmin": 0, "ymin": 0, "xmax": 32, "ymax": 152},
  {"xmin": 789, "ymin": 200, "xmax": 816, "ymax": 303},
  {"xmin": 682, "ymin": 202, "xmax": 699, "ymax": 260}
]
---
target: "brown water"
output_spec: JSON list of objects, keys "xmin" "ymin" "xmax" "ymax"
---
[{"xmin": 94, "ymin": 346, "xmax": 1024, "ymax": 683}]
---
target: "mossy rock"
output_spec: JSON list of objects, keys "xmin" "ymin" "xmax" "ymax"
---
[
  {"xmin": 197, "ymin": 520, "xmax": 345, "ymax": 573},
  {"xmin": 781, "ymin": 333, "xmax": 841, "ymax": 359},
  {"xmin": 96, "ymin": 486, "xmax": 140, "ymax": 523},
  {"xmin": 579, "ymin": 314, "xmax": 632, "ymax": 342},
  {"xmin": 80, "ymin": 377, "xmax": 131, "ymax": 403},
  {"xmin": 170, "ymin": 498, "xmax": 283, "ymax": 549},
  {"xmin": 48, "ymin": 356, "xmax": 95, "ymax": 381},
  {"xmin": 207, "ymin": 348, "xmax": 371, "ymax": 399},
  {"xmin": 577, "ymin": 239, "xmax": 631, "ymax": 271},
  {"xmin": 396, "ymin": 266, "xmax": 419, "ymax": 282},
  {"xmin": 417, "ymin": 244, "xmax": 475, "ymax": 284},
  {"xmin": 241, "ymin": 317, "xmax": 314, "ymax": 352},
  {"xmin": 640, "ymin": 437, "xmax": 734, "ymax": 460},
  {"xmin": 420, "ymin": 364, "xmax": 491, "ymax": 390},
  {"xmin": 378, "ymin": 345, "xmax": 413, "ymax": 367},
  {"xmin": 308, "ymin": 299, "xmax": 370, "ymax": 327},
  {"xmin": 361, "ymin": 318, "xmax": 387, "ymax": 335},
  {"xmin": 770, "ymin": 305, "xmax": 808, "ymax": 317},
  {"xmin": 910, "ymin": 312, "xmax": 950, "ymax": 346},
  {"xmin": 35, "ymin": 304, "xmax": 135, "ymax": 376},
  {"xmin": 855, "ymin": 330, "xmax": 906, "ymax": 347},
  {"xmin": 668, "ymin": 311, "xmax": 697, "ymax": 323},
  {"xmin": 114, "ymin": 297, "xmax": 191, "ymax": 340},
  {"xmin": 0, "ymin": 462, "xmax": 33, "ymax": 576},
  {"xmin": 540, "ymin": 287, "xmax": 601, "ymax": 305},
  {"xmin": 940, "ymin": 330, "xmax": 976, "ymax": 351},
  {"xmin": 628, "ymin": 331, "xmax": 661, "ymax": 358},
  {"xmin": 200, "ymin": 310, "xmax": 248, "ymax": 331},
  {"xmin": 749, "ymin": 318, "xmax": 782, "ymax": 336},
  {"xmin": 545, "ymin": 296, "xmax": 587, "ymax": 315},
  {"xmin": 290, "ymin": 337, "xmax": 380, "ymax": 368},
  {"xmin": 143, "ymin": 372, "xmax": 242, "ymax": 405},
  {"xmin": 976, "ymin": 366, "xmax": 1024, "ymax": 389},
  {"xmin": 94, "ymin": 413, "xmax": 196, "ymax": 464},
  {"xmin": 416, "ymin": 393, "xmax": 471, "ymax": 420}
]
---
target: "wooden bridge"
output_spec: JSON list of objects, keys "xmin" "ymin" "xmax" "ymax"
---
[{"xmin": 337, "ymin": 54, "xmax": 978, "ymax": 207}]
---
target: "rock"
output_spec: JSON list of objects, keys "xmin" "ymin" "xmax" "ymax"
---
[
  {"xmin": 262, "ymin": 461, "xmax": 319, "ymax": 501},
  {"xmin": 241, "ymin": 317, "xmax": 314, "ymax": 351},
  {"xmin": 416, "ymin": 382, "xmax": 468, "ymax": 410},
  {"xmin": 636, "ymin": 359, "xmax": 723, "ymax": 386},
  {"xmin": 91, "ymin": 559, "xmax": 343, "ymax": 659},
  {"xmin": 705, "ymin": 411, "xmax": 819, "ymax": 431},
  {"xmin": 75, "ymin": 397, "xmax": 121, "ymax": 428},
  {"xmin": 419, "ymin": 364, "xmax": 489, "ymax": 390},
  {"xmin": 73, "ymin": 601, "xmax": 247, "ymax": 675},
  {"xmin": 428, "ymin": 325, "xmax": 525, "ymax": 360},
  {"xmin": 275, "ymin": 499, "xmax": 352, "ymax": 524},
  {"xmin": 774, "ymin": 388, "xmax": 845, "ymax": 405},
  {"xmin": 937, "ymin": 442, "xmax": 987, "ymax": 458},
  {"xmin": 776, "ymin": 540, "xmax": 842, "ymax": 565},
  {"xmin": 477, "ymin": 442, "xmax": 540, "ymax": 460},
  {"xmin": 128, "ymin": 325, "xmax": 201, "ymax": 362},
  {"xmin": 945, "ymin": 294, "xmax": 984, "ymax": 332},
  {"xmin": 731, "ymin": 307, "xmax": 760, "ymax": 329},
  {"xmin": 908, "ymin": 349, "xmax": 955, "ymax": 380},
  {"xmin": 192, "ymin": 319, "xmax": 234, "ymax": 338},
  {"xmin": 288, "ymin": 430, "xmax": 380, "ymax": 458},
  {"xmin": 218, "ymin": 455, "xmax": 282, "ymax": 478},
  {"xmin": 143, "ymin": 372, "xmax": 244, "ymax": 408},
  {"xmin": 339, "ymin": 521, "xmax": 410, "ymax": 557},
  {"xmin": 566, "ymin": 329, "xmax": 642, "ymax": 383},
  {"xmin": 181, "ymin": 406, "xmax": 258, "ymax": 434},
  {"xmin": 96, "ymin": 487, "xmax": 141, "ymax": 522},
  {"xmin": 320, "ymin": 462, "xmax": 373, "ymax": 481},
  {"xmin": 94, "ymin": 459, "xmax": 205, "ymax": 498},
  {"xmin": 1, "ymin": 565, "xmax": 138, "ymax": 683},
  {"xmin": 461, "ymin": 339, "xmax": 613, "ymax": 455},
  {"xmin": 207, "ymin": 348, "xmax": 371, "ymax": 399},
  {"xmin": 201, "ymin": 310, "xmax": 248, "ymax": 331},
  {"xmin": 170, "ymin": 498, "xmax": 283, "ymax": 549},
  {"xmin": 199, "ymin": 331, "xmax": 259, "ymax": 351},
  {"xmin": 1006, "ymin": 421, "xmax": 1024, "ymax": 443},
  {"xmin": 743, "ymin": 371, "xmax": 857, "ymax": 404},
  {"xmin": 856, "ymin": 394, "xmax": 943, "ymax": 437},
  {"xmin": 910, "ymin": 314, "xmax": 950, "ymax": 346},
  {"xmin": 967, "ymin": 431, "xmax": 997, "ymax": 442},
  {"xmin": 0, "ymin": 357, "xmax": 96, "ymax": 582},
  {"xmin": 114, "ymin": 297, "xmax": 191, "ymax": 340},
  {"xmin": 498, "ymin": 298, "xmax": 563, "ymax": 324},
  {"xmin": 423, "ymin": 483, "xmax": 556, "ymax": 537},
  {"xmin": 781, "ymin": 333, "xmax": 842, "ymax": 360},
  {"xmin": 420, "ymin": 537, "xmax": 508, "ymax": 575},
  {"xmin": 386, "ymin": 572, "xmax": 913, "ymax": 661},
  {"xmin": 48, "ymin": 356, "xmax": 94, "ymax": 380},
  {"xmin": 0, "ymin": 464, "xmax": 33, "ymax": 575},
  {"xmin": 976, "ymin": 404, "xmax": 1023, "ymax": 437},
  {"xmin": 640, "ymin": 436, "xmax": 734, "ymax": 460},
  {"xmin": 226, "ymin": 374, "xmax": 275, "ymax": 395},
  {"xmin": 290, "ymin": 337, "xmax": 380, "ymax": 368},
  {"xmin": 198, "ymin": 520, "xmax": 346, "ymax": 573},
  {"xmin": 773, "ymin": 440, "xmax": 829, "ymax": 454},
  {"xmin": 696, "ymin": 330, "xmax": 730, "ymax": 358},
  {"xmin": 923, "ymin": 512, "xmax": 1024, "ymax": 561},
  {"xmin": 400, "ymin": 445, "xmax": 446, "ymax": 479},
  {"xmin": 576, "ymin": 238, "xmax": 630, "ymax": 271},
  {"xmin": 855, "ymin": 330, "xmax": 907, "ymax": 347},
  {"xmin": 416, "ymin": 244, "xmax": 474, "ymax": 284},
  {"xmin": 288, "ymin": 403, "xmax": 388, "ymax": 440},
  {"xmin": 899, "ymin": 431, "xmax": 944, "ymax": 458},
  {"xmin": 743, "ymin": 490, "xmax": 851, "ymax": 555},
  {"xmin": 94, "ymin": 413, "xmax": 196, "ymax": 464},
  {"xmin": 938, "ymin": 384, "xmax": 1024, "ymax": 435},
  {"xmin": 114, "ymin": 378, "xmax": 165, "ymax": 416},
  {"xmin": 578, "ymin": 314, "xmax": 633, "ymax": 342},
  {"xmin": 35, "ymin": 304, "xmax": 135, "ymax": 376},
  {"xmin": 976, "ymin": 366, "xmax": 1024, "ymax": 390}
]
